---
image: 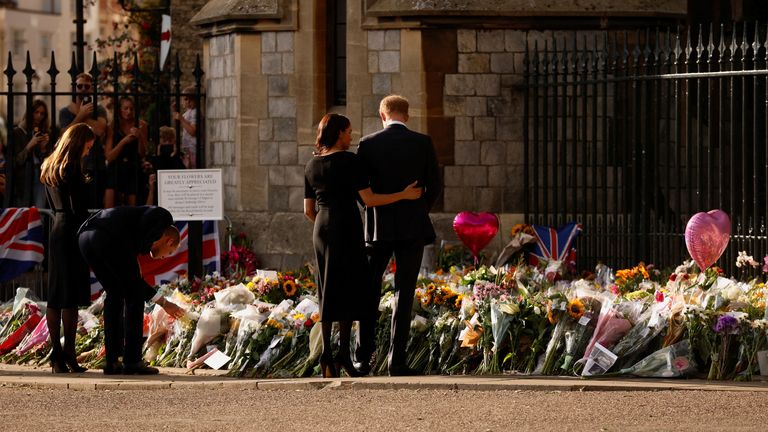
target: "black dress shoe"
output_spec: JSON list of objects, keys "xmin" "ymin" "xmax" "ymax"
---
[
  {"xmin": 388, "ymin": 365, "xmax": 419, "ymax": 376},
  {"xmin": 123, "ymin": 362, "xmax": 159, "ymax": 375},
  {"xmin": 103, "ymin": 361, "xmax": 123, "ymax": 375}
]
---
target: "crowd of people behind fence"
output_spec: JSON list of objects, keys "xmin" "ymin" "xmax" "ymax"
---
[{"xmin": 0, "ymin": 72, "xmax": 199, "ymax": 209}]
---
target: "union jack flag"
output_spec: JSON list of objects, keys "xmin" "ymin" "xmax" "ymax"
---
[
  {"xmin": 0, "ymin": 208, "xmax": 45, "ymax": 282},
  {"xmin": 527, "ymin": 222, "xmax": 582, "ymax": 268},
  {"xmin": 90, "ymin": 220, "xmax": 220, "ymax": 300}
]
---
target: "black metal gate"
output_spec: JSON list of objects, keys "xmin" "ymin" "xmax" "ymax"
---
[
  {"xmin": 1, "ymin": 50, "xmax": 205, "ymax": 209},
  {"xmin": 524, "ymin": 23, "xmax": 768, "ymax": 274},
  {"xmin": 0, "ymin": 50, "xmax": 206, "ymax": 299}
]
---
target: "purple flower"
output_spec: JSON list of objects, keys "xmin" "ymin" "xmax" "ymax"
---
[
  {"xmin": 713, "ymin": 315, "xmax": 740, "ymax": 334},
  {"xmin": 763, "ymin": 255, "xmax": 768, "ymax": 273}
]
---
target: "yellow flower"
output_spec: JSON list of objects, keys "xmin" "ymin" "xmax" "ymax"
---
[
  {"xmin": 566, "ymin": 298, "xmax": 585, "ymax": 319},
  {"xmin": 246, "ymin": 281, "xmax": 256, "ymax": 290},
  {"xmin": 282, "ymin": 280, "xmax": 297, "ymax": 297},
  {"xmin": 454, "ymin": 294, "xmax": 464, "ymax": 309},
  {"xmin": 285, "ymin": 331, "xmax": 294, "ymax": 338}
]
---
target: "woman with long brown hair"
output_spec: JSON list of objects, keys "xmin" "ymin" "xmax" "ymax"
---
[
  {"xmin": 104, "ymin": 96, "xmax": 147, "ymax": 207},
  {"xmin": 303, "ymin": 113, "xmax": 422, "ymax": 377},
  {"xmin": 12, "ymin": 99, "xmax": 51, "ymax": 207},
  {"xmin": 40, "ymin": 122, "xmax": 95, "ymax": 373}
]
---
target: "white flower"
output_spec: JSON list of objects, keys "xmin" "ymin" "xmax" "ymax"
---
[
  {"xmin": 499, "ymin": 302, "xmax": 520, "ymax": 316},
  {"xmin": 534, "ymin": 306, "xmax": 542, "ymax": 315},
  {"xmin": 736, "ymin": 251, "xmax": 760, "ymax": 268}
]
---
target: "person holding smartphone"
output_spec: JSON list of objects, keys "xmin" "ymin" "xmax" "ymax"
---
[
  {"xmin": 11, "ymin": 99, "xmax": 52, "ymax": 207},
  {"xmin": 59, "ymin": 73, "xmax": 108, "ymax": 208}
]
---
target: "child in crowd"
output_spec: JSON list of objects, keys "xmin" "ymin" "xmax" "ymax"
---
[
  {"xmin": 172, "ymin": 86, "xmax": 198, "ymax": 169},
  {"xmin": 141, "ymin": 126, "xmax": 185, "ymax": 205}
]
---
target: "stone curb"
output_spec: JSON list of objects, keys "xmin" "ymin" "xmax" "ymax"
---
[{"xmin": 1, "ymin": 365, "xmax": 767, "ymax": 392}]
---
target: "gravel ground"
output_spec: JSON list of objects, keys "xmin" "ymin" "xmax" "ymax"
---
[{"xmin": 2, "ymin": 387, "xmax": 766, "ymax": 431}]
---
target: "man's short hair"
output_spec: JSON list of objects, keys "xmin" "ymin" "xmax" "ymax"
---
[
  {"xmin": 164, "ymin": 226, "xmax": 180, "ymax": 246},
  {"xmin": 159, "ymin": 126, "xmax": 176, "ymax": 143},
  {"xmin": 379, "ymin": 95, "xmax": 409, "ymax": 116},
  {"xmin": 75, "ymin": 72, "xmax": 93, "ymax": 82}
]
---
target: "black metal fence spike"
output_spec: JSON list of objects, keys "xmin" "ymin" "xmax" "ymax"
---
[
  {"xmin": 47, "ymin": 51, "xmax": 59, "ymax": 80},
  {"xmin": 3, "ymin": 52, "xmax": 15, "ymax": 79},
  {"xmin": 193, "ymin": 54, "xmax": 204, "ymax": 85},
  {"xmin": 22, "ymin": 51, "xmax": 35, "ymax": 80},
  {"xmin": 718, "ymin": 23, "xmax": 726, "ymax": 63},
  {"xmin": 740, "ymin": 23, "xmax": 750, "ymax": 63},
  {"xmin": 67, "ymin": 51, "xmax": 78, "ymax": 82},
  {"xmin": 89, "ymin": 50, "xmax": 99, "ymax": 79}
]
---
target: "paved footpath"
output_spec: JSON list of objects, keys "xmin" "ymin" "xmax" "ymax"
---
[
  {"xmin": 1, "ymin": 363, "xmax": 768, "ymax": 392},
  {"xmin": 3, "ymin": 364, "xmax": 768, "ymax": 431}
]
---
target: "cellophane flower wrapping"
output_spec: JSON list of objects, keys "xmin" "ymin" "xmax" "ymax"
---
[
  {"xmin": 617, "ymin": 339, "xmax": 697, "ymax": 378},
  {"xmin": 187, "ymin": 305, "xmax": 225, "ymax": 361}
]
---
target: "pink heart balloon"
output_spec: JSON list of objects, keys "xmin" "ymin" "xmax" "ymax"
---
[
  {"xmin": 453, "ymin": 212, "xmax": 499, "ymax": 258},
  {"xmin": 685, "ymin": 210, "xmax": 731, "ymax": 271}
]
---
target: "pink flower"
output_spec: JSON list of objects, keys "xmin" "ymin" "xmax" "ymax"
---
[
  {"xmin": 763, "ymin": 255, "xmax": 768, "ymax": 273},
  {"xmin": 610, "ymin": 284, "xmax": 619, "ymax": 295},
  {"xmin": 672, "ymin": 356, "xmax": 689, "ymax": 371},
  {"xmin": 655, "ymin": 291, "xmax": 664, "ymax": 302}
]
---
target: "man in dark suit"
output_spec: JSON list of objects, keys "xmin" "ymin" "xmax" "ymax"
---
[
  {"xmin": 356, "ymin": 95, "xmax": 441, "ymax": 376},
  {"xmin": 78, "ymin": 206, "xmax": 185, "ymax": 375}
]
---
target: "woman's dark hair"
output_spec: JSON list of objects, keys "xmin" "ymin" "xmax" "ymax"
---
[
  {"xmin": 19, "ymin": 99, "xmax": 50, "ymax": 133},
  {"xmin": 315, "ymin": 113, "xmax": 350, "ymax": 153}
]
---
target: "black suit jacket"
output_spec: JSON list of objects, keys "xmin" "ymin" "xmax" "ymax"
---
[
  {"xmin": 357, "ymin": 123, "xmax": 441, "ymax": 245},
  {"xmin": 78, "ymin": 205, "xmax": 173, "ymax": 300}
]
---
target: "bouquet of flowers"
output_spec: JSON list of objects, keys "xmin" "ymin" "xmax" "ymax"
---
[
  {"xmin": 0, "ymin": 301, "xmax": 42, "ymax": 355},
  {"xmin": 606, "ymin": 339, "xmax": 697, "ymax": 378},
  {"xmin": 559, "ymin": 283, "xmax": 602, "ymax": 374}
]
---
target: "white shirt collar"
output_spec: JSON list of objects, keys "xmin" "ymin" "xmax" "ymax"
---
[{"xmin": 384, "ymin": 120, "xmax": 407, "ymax": 127}]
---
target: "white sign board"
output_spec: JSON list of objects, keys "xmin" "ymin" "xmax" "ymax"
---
[{"xmin": 158, "ymin": 169, "xmax": 223, "ymax": 221}]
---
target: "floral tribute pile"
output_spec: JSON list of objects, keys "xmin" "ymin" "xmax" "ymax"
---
[{"xmin": 2, "ymin": 226, "xmax": 768, "ymax": 381}]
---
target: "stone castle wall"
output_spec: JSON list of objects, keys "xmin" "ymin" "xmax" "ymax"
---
[{"xmin": 191, "ymin": 1, "xmax": 684, "ymax": 270}]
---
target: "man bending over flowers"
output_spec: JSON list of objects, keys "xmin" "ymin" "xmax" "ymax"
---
[{"xmin": 78, "ymin": 206, "xmax": 185, "ymax": 375}]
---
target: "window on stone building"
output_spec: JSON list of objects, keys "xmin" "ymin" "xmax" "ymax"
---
[
  {"xmin": 41, "ymin": 33, "xmax": 52, "ymax": 58},
  {"xmin": 12, "ymin": 30, "xmax": 25, "ymax": 56},
  {"xmin": 43, "ymin": 0, "xmax": 62, "ymax": 13},
  {"xmin": 327, "ymin": 0, "xmax": 347, "ymax": 106}
]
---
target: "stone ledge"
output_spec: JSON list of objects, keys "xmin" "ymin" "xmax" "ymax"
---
[
  {"xmin": 364, "ymin": 0, "xmax": 686, "ymax": 18},
  {"xmin": 191, "ymin": 0, "xmax": 298, "ymax": 36}
]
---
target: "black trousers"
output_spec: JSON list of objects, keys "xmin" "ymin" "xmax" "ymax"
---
[
  {"xmin": 358, "ymin": 240, "xmax": 423, "ymax": 369},
  {"xmin": 79, "ymin": 228, "xmax": 145, "ymax": 364}
]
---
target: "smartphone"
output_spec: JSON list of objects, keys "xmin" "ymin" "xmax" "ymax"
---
[{"xmin": 82, "ymin": 95, "xmax": 92, "ymax": 105}]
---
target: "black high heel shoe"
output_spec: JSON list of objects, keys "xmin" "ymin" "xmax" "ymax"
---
[
  {"xmin": 334, "ymin": 352, "xmax": 363, "ymax": 377},
  {"xmin": 319, "ymin": 352, "xmax": 338, "ymax": 378},
  {"xmin": 50, "ymin": 350, "xmax": 69, "ymax": 374},
  {"xmin": 63, "ymin": 351, "xmax": 87, "ymax": 373}
]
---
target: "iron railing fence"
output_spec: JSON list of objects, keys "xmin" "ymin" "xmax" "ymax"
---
[
  {"xmin": 2, "ymin": 50, "xmax": 206, "ymax": 209},
  {"xmin": 524, "ymin": 22, "xmax": 768, "ymax": 275}
]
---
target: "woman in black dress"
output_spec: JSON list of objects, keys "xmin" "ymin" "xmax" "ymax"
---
[
  {"xmin": 39, "ymin": 123, "xmax": 95, "ymax": 373},
  {"xmin": 104, "ymin": 97, "xmax": 147, "ymax": 207},
  {"xmin": 304, "ymin": 113, "xmax": 422, "ymax": 377}
]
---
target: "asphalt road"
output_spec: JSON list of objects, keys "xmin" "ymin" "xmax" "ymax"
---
[{"xmin": 3, "ymin": 387, "xmax": 767, "ymax": 431}]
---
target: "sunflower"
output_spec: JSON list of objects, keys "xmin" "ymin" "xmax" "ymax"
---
[
  {"xmin": 566, "ymin": 298, "xmax": 585, "ymax": 319},
  {"xmin": 282, "ymin": 280, "xmax": 297, "ymax": 297},
  {"xmin": 426, "ymin": 283, "xmax": 436, "ymax": 293}
]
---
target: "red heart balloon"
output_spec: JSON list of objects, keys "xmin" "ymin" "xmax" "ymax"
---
[
  {"xmin": 453, "ymin": 212, "xmax": 499, "ymax": 258},
  {"xmin": 685, "ymin": 209, "xmax": 731, "ymax": 271}
]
